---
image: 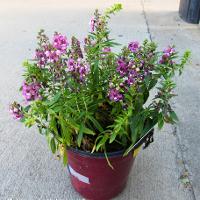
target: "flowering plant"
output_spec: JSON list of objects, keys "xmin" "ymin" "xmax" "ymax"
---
[{"xmin": 10, "ymin": 4, "xmax": 190, "ymax": 165}]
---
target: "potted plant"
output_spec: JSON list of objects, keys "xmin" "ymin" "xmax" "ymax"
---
[{"xmin": 10, "ymin": 3, "xmax": 190, "ymax": 200}]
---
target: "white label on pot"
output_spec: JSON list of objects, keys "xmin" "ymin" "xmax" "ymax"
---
[{"xmin": 68, "ymin": 165, "xmax": 90, "ymax": 184}]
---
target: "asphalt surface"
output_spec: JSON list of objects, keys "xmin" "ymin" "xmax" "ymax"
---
[{"xmin": 0, "ymin": 0, "xmax": 199, "ymax": 199}]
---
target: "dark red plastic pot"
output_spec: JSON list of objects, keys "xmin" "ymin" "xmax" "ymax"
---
[{"xmin": 67, "ymin": 148, "xmax": 135, "ymax": 200}]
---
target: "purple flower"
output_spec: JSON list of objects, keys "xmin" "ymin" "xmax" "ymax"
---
[
  {"xmin": 67, "ymin": 58, "xmax": 75, "ymax": 72},
  {"xmin": 9, "ymin": 102, "xmax": 24, "ymax": 120},
  {"xmin": 71, "ymin": 36, "xmax": 83, "ymax": 59},
  {"xmin": 79, "ymin": 63, "xmax": 90, "ymax": 80},
  {"xmin": 89, "ymin": 17, "xmax": 96, "ymax": 32},
  {"xmin": 108, "ymin": 88, "xmax": 123, "ymax": 102},
  {"xmin": 22, "ymin": 81, "xmax": 41, "ymax": 101},
  {"xmin": 144, "ymin": 69, "xmax": 150, "ymax": 76},
  {"xmin": 101, "ymin": 47, "xmax": 111, "ymax": 58},
  {"xmin": 35, "ymin": 49, "xmax": 47, "ymax": 67},
  {"xmin": 116, "ymin": 58, "xmax": 129, "ymax": 77},
  {"xmin": 53, "ymin": 33, "xmax": 68, "ymax": 53},
  {"xmin": 46, "ymin": 50, "xmax": 59, "ymax": 63},
  {"xmin": 163, "ymin": 46, "xmax": 175, "ymax": 55},
  {"xmin": 102, "ymin": 47, "xmax": 111, "ymax": 53},
  {"xmin": 128, "ymin": 41, "xmax": 140, "ymax": 53},
  {"xmin": 125, "ymin": 72, "xmax": 137, "ymax": 86},
  {"xmin": 159, "ymin": 46, "xmax": 175, "ymax": 64},
  {"xmin": 127, "ymin": 77, "xmax": 135, "ymax": 85},
  {"xmin": 67, "ymin": 58, "xmax": 90, "ymax": 82}
]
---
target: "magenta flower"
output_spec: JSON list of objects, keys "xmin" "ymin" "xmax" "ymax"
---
[
  {"xmin": 159, "ymin": 46, "xmax": 175, "ymax": 64},
  {"xmin": 45, "ymin": 50, "xmax": 59, "ymax": 63},
  {"xmin": 89, "ymin": 17, "xmax": 96, "ymax": 32},
  {"xmin": 79, "ymin": 63, "xmax": 90, "ymax": 80},
  {"xmin": 125, "ymin": 70, "xmax": 138, "ymax": 86},
  {"xmin": 67, "ymin": 58, "xmax": 90, "ymax": 82},
  {"xmin": 9, "ymin": 102, "xmax": 24, "ymax": 120},
  {"xmin": 67, "ymin": 58, "xmax": 75, "ymax": 72},
  {"xmin": 101, "ymin": 47, "xmax": 111, "ymax": 58},
  {"xmin": 22, "ymin": 81, "xmax": 41, "ymax": 101},
  {"xmin": 108, "ymin": 88, "xmax": 123, "ymax": 102},
  {"xmin": 102, "ymin": 47, "xmax": 111, "ymax": 53},
  {"xmin": 126, "ymin": 76, "xmax": 135, "ymax": 86},
  {"xmin": 71, "ymin": 36, "xmax": 83, "ymax": 59},
  {"xmin": 116, "ymin": 58, "xmax": 129, "ymax": 77},
  {"xmin": 164, "ymin": 46, "xmax": 175, "ymax": 55},
  {"xmin": 128, "ymin": 41, "xmax": 140, "ymax": 53},
  {"xmin": 35, "ymin": 49, "xmax": 47, "ymax": 67},
  {"xmin": 53, "ymin": 33, "xmax": 68, "ymax": 53}
]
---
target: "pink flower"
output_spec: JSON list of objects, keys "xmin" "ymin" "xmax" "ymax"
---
[
  {"xmin": 164, "ymin": 46, "xmax": 175, "ymax": 55},
  {"xmin": 159, "ymin": 46, "xmax": 175, "ymax": 64},
  {"xmin": 116, "ymin": 58, "xmax": 129, "ymax": 77},
  {"xmin": 108, "ymin": 88, "xmax": 123, "ymax": 102},
  {"xmin": 67, "ymin": 58, "xmax": 90, "ymax": 82},
  {"xmin": 101, "ymin": 47, "xmax": 111, "ymax": 58},
  {"xmin": 102, "ymin": 47, "xmax": 111, "ymax": 53},
  {"xmin": 128, "ymin": 41, "xmax": 140, "ymax": 53},
  {"xmin": 47, "ymin": 51, "xmax": 59, "ymax": 63},
  {"xmin": 9, "ymin": 102, "xmax": 24, "ymax": 120},
  {"xmin": 67, "ymin": 58, "xmax": 75, "ymax": 72},
  {"xmin": 35, "ymin": 49, "xmax": 47, "ymax": 67},
  {"xmin": 22, "ymin": 81, "xmax": 41, "ymax": 101},
  {"xmin": 53, "ymin": 33, "xmax": 69, "ymax": 53},
  {"xmin": 89, "ymin": 17, "xmax": 96, "ymax": 32}
]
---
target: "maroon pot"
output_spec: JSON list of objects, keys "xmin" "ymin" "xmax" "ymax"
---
[{"xmin": 67, "ymin": 148, "xmax": 135, "ymax": 200}]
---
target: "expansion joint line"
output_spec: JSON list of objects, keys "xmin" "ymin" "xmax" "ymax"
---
[
  {"xmin": 141, "ymin": 1, "xmax": 196, "ymax": 199},
  {"xmin": 173, "ymin": 126, "xmax": 196, "ymax": 200},
  {"xmin": 141, "ymin": 0, "xmax": 152, "ymax": 41}
]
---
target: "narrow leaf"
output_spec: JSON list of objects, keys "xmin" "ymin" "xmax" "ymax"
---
[
  {"xmin": 170, "ymin": 111, "xmax": 179, "ymax": 122},
  {"xmin": 63, "ymin": 151, "xmax": 68, "ymax": 166},
  {"xmin": 50, "ymin": 138, "xmax": 56, "ymax": 154},
  {"xmin": 77, "ymin": 124, "xmax": 84, "ymax": 147}
]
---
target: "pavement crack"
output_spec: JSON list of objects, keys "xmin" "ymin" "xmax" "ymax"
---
[
  {"xmin": 141, "ymin": 1, "xmax": 197, "ymax": 198},
  {"xmin": 173, "ymin": 126, "xmax": 197, "ymax": 200},
  {"xmin": 141, "ymin": 0, "xmax": 152, "ymax": 41}
]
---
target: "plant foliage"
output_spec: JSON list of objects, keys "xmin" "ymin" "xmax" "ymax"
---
[{"xmin": 10, "ymin": 4, "xmax": 190, "ymax": 164}]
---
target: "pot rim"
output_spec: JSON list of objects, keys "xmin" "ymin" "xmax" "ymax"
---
[
  {"xmin": 67, "ymin": 147, "xmax": 127, "ymax": 158},
  {"xmin": 66, "ymin": 127, "xmax": 154, "ymax": 158}
]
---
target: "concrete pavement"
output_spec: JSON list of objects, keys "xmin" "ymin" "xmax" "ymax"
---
[{"xmin": 0, "ymin": 0, "xmax": 199, "ymax": 199}]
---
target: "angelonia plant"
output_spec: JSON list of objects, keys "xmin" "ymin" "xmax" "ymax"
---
[{"xmin": 10, "ymin": 4, "xmax": 190, "ymax": 165}]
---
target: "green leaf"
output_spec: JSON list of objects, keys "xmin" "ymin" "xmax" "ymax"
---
[
  {"xmin": 50, "ymin": 138, "xmax": 56, "ymax": 153},
  {"xmin": 23, "ymin": 105, "xmax": 31, "ymax": 112},
  {"xmin": 24, "ymin": 117, "xmax": 36, "ymax": 127},
  {"xmin": 141, "ymin": 118, "xmax": 156, "ymax": 137},
  {"xmin": 92, "ymin": 61, "xmax": 100, "ymax": 91},
  {"xmin": 123, "ymin": 143, "xmax": 134, "ymax": 156},
  {"xmin": 66, "ymin": 118, "xmax": 94, "ymax": 135},
  {"xmin": 109, "ymin": 132, "xmax": 117, "ymax": 143},
  {"xmin": 63, "ymin": 151, "xmax": 68, "ymax": 166},
  {"xmin": 170, "ymin": 111, "xmax": 179, "ymax": 122},
  {"xmin": 60, "ymin": 115, "xmax": 71, "ymax": 146},
  {"xmin": 45, "ymin": 129, "xmax": 51, "ymax": 143},
  {"xmin": 77, "ymin": 124, "xmax": 84, "ymax": 147},
  {"xmin": 129, "ymin": 114, "xmax": 142, "ymax": 144},
  {"xmin": 49, "ymin": 115, "xmax": 58, "ymax": 135},
  {"xmin": 96, "ymin": 135, "xmax": 108, "ymax": 151},
  {"xmin": 148, "ymin": 79, "xmax": 157, "ymax": 90},
  {"xmin": 158, "ymin": 113, "xmax": 164, "ymax": 129},
  {"xmin": 82, "ymin": 126, "xmax": 95, "ymax": 135},
  {"xmin": 87, "ymin": 115, "xmax": 104, "ymax": 132},
  {"xmin": 45, "ymin": 92, "xmax": 61, "ymax": 106},
  {"xmin": 104, "ymin": 151, "xmax": 114, "ymax": 169}
]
